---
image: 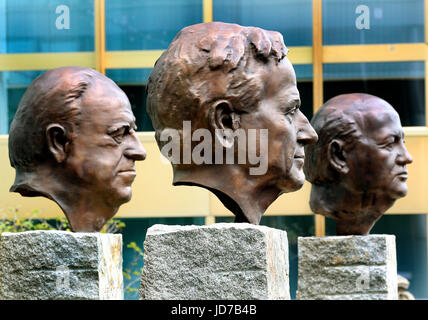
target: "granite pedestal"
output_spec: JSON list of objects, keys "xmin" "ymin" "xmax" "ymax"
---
[
  {"xmin": 297, "ymin": 235, "xmax": 398, "ymax": 300},
  {"xmin": 139, "ymin": 223, "xmax": 290, "ymax": 300},
  {"xmin": 0, "ymin": 230, "xmax": 123, "ymax": 300}
]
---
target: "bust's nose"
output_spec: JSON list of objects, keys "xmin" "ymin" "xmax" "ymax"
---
[
  {"xmin": 125, "ymin": 132, "xmax": 147, "ymax": 161},
  {"xmin": 396, "ymin": 141, "xmax": 413, "ymax": 166},
  {"xmin": 296, "ymin": 110, "xmax": 318, "ymax": 146}
]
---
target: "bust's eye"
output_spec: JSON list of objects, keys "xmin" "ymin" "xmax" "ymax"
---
[
  {"xmin": 382, "ymin": 136, "xmax": 401, "ymax": 149},
  {"xmin": 285, "ymin": 105, "xmax": 299, "ymax": 116},
  {"xmin": 110, "ymin": 126, "xmax": 129, "ymax": 144}
]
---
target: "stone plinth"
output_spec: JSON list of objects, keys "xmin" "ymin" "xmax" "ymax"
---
[
  {"xmin": 0, "ymin": 230, "xmax": 123, "ymax": 300},
  {"xmin": 297, "ymin": 235, "xmax": 398, "ymax": 300},
  {"xmin": 139, "ymin": 223, "xmax": 290, "ymax": 300}
]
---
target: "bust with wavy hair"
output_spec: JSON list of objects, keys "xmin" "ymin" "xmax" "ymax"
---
[{"xmin": 147, "ymin": 22, "xmax": 317, "ymax": 224}]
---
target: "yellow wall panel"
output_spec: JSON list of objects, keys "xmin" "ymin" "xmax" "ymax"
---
[
  {"xmin": 106, "ymin": 50, "xmax": 164, "ymax": 69},
  {"xmin": 323, "ymin": 44, "xmax": 426, "ymax": 64},
  {"xmin": 0, "ymin": 52, "xmax": 95, "ymax": 71}
]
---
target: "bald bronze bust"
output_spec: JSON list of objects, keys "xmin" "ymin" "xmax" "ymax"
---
[
  {"xmin": 304, "ymin": 93, "xmax": 413, "ymax": 235},
  {"xmin": 147, "ymin": 22, "xmax": 317, "ymax": 224},
  {"xmin": 9, "ymin": 66, "xmax": 146, "ymax": 232}
]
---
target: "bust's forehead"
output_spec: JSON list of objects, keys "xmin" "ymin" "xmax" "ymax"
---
[
  {"xmin": 320, "ymin": 94, "xmax": 396, "ymax": 120},
  {"xmin": 311, "ymin": 93, "xmax": 401, "ymax": 139}
]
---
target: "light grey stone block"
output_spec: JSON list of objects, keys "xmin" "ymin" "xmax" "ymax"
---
[
  {"xmin": 0, "ymin": 230, "xmax": 123, "ymax": 300},
  {"xmin": 297, "ymin": 235, "xmax": 398, "ymax": 300},
  {"xmin": 139, "ymin": 223, "xmax": 289, "ymax": 300}
]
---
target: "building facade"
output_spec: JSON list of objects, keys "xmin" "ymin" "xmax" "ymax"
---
[{"xmin": 0, "ymin": 0, "xmax": 427, "ymax": 299}]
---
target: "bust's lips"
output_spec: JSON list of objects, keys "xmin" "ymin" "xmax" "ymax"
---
[
  {"xmin": 395, "ymin": 171, "xmax": 408, "ymax": 180},
  {"xmin": 294, "ymin": 153, "xmax": 305, "ymax": 160},
  {"xmin": 118, "ymin": 164, "xmax": 136, "ymax": 174},
  {"xmin": 117, "ymin": 169, "xmax": 137, "ymax": 182},
  {"xmin": 293, "ymin": 154, "xmax": 305, "ymax": 167},
  {"xmin": 117, "ymin": 169, "xmax": 136, "ymax": 176},
  {"xmin": 118, "ymin": 169, "xmax": 136, "ymax": 173}
]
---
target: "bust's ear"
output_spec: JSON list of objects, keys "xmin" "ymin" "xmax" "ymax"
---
[
  {"xmin": 46, "ymin": 124, "xmax": 69, "ymax": 163},
  {"xmin": 211, "ymin": 100, "xmax": 241, "ymax": 148},
  {"xmin": 328, "ymin": 139, "xmax": 349, "ymax": 175}
]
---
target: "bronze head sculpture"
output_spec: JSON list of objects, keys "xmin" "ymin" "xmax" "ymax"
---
[
  {"xmin": 9, "ymin": 66, "xmax": 146, "ymax": 232},
  {"xmin": 304, "ymin": 93, "xmax": 413, "ymax": 235},
  {"xmin": 146, "ymin": 22, "xmax": 317, "ymax": 224}
]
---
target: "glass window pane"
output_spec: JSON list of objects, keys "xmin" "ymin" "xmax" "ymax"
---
[
  {"xmin": 2, "ymin": 0, "xmax": 94, "ymax": 53},
  {"xmin": 324, "ymin": 61, "xmax": 424, "ymax": 80},
  {"xmin": 0, "ymin": 71, "xmax": 45, "ymax": 134},
  {"xmin": 119, "ymin": 217, "xmax": 205, "ymax": 300},
  {"xmin": 326, "ymin": 214, "xmax": 428, "ymax": 299},
  {"xmin": 295, "ymin": 64, "xmax": 313, "ymax": 120},
  {"xmin": 106, "ymin": 68, "xmax": 154, "ymax": 132},
  {"xmin": 323, "ymin": 62, "xmax": 425, "ymax": 126},
  {"xmin": 323, "ymin": 0, "xmax": 424, "ymax": 45},
  {"xmin": 213, "ymin": 0, "xmax": 312, "ymax": 46},
  {"xmin": 106, "ymin": 0, "xmax": 203, "ymax": 51},
  {"xmin": 216, "ymin": 215, "xmax": 315, "ymax": 300}
]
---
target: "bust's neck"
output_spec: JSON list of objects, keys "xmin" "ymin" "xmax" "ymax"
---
[
  {"xmin": 173, "ymin": 165, "xmax": 281, "ymax": 224},
  {"xmin": 309, "ymin": 183, "xmax": 395, "ymax": 235},
  {"xmin": 11, "ymin": 166, "xmax": 117, "ymax": 232}
]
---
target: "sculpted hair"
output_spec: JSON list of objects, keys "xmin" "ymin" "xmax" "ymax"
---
[
  {"xmin": 9, "ymin": 66, "xmax": 100, "ymax": 169},
  {"xmin": 146, "ymin": 22, "xmax": 288, "ymax": 150}
]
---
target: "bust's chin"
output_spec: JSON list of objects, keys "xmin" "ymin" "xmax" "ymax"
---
[
  {"xmin": 386, "ymin": 183, "xmax": 408, "ymax": 200},
  {"xmin": 104, "ymin": 187, "xmax": 133, "ymax": 210},
  {"xmin": 276, "ymin": 172, "xmax": 305, "ymax": 194}
]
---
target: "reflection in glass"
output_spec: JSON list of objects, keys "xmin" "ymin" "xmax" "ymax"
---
[
  {"xmin": 326, "ymin": 214, "xmax": 428, "ymax": 299},
  {"xmin": 323, "ymin": 62, "xmax": 425, "ymax": 126},
  {"xmin": 2, "ymin": 0, "xmax": 94, "ymax": 53},
  {"xmin": 216, "ymin": 215, "xmax": 315, "ymax": 300},
  {"xmin": 323, "ymin": 0, "xmax": 424, "ymax": 45},
  {"xmin": 213, "ymin": 0, "xmax": 312, "ymax": 46},
  {"xmin": 106, "ymin": 0, "xmax": 202, "ymax": 51}
]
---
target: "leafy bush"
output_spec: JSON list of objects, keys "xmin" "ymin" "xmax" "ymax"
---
[
  {"xmin": 0, "ymin": 207, "xmax": 125, "ymax": 234},
  {"xmin": 123, "ymin": 241, "xmax": 144, "ymax": 295}
]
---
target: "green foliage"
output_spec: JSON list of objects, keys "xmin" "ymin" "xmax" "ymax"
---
[
  {"xmin": 0, "ymin": 207, "xmax": 126, "ymax": 235},
  {"xmin": 123, "ymin": 241, "xmax": 144, "ymax": 295},
  {"xmin": 0, "ymin": 208, "xmax": 57, "ymax": 234}
]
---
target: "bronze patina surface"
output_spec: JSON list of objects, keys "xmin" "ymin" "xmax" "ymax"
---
[
  {"xmin": 304, "ymin": 93, "xmax": 413, "ymax": 235},
  {"xmin": 146, "ymin": 22, "xmax": 317, "ymax": 224},
  {"xmin": 9, "ymin": 66, "xmax": 146, "ymax": 232}
]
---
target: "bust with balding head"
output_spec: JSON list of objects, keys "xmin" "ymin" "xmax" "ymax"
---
[
  {"xmin": 304, "ymin": 93, "xmax": 413, "ymax": 235},
  {"xmin": 147, "ymin": 22, "xmax": 317, "ymax": 224},
  {"xmin": 9, "ymin": 66, "xmax": 146, "ymax": 232}
]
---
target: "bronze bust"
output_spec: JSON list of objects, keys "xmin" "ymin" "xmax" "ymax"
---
[
  {"xmin": 304, "ymin": 93, "xmax": 413, "ymax": 235},
  {"xmin": 9, "ymin": 66, "xmax": 146, "ymax": 232},
  {"xmin": 146, "ymin": 22, "xmax": 317, "ymax": 224}
]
